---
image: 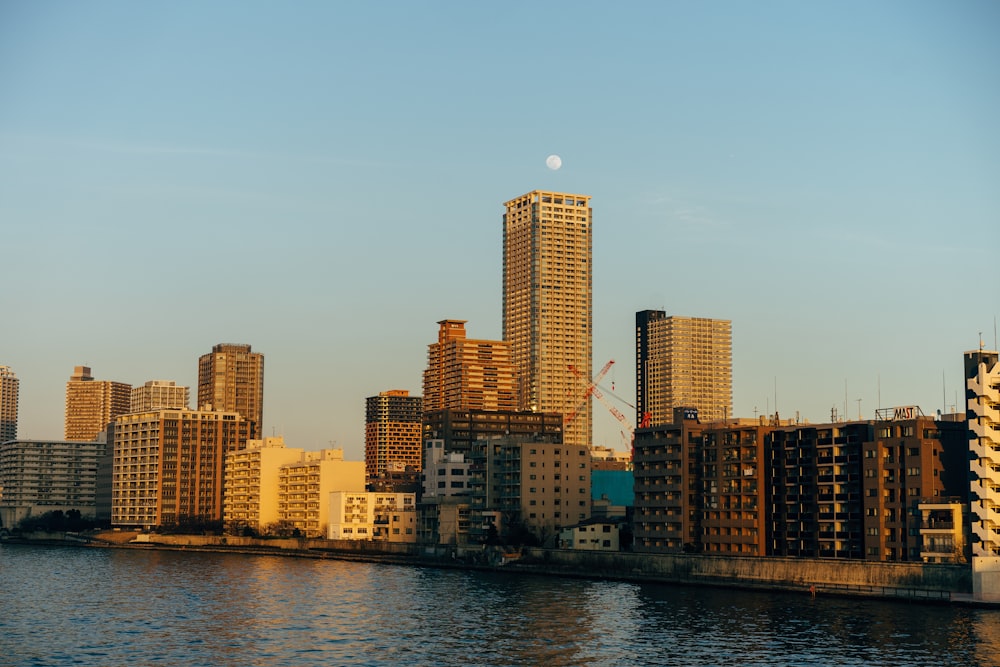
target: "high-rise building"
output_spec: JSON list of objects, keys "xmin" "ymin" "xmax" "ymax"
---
[
  {"xmin": 636, "ymin": 311, "xmax": 733, "ymax": 426},
  {"xmin": 503, "ymin": 190, "xmax": 592, "ymax": 447},
  {"xmin": 422, "ymin": 319, "xmax": 518, "ymax": 413},
  {"xmin": 966, "ymin": 349, "xmax": 1000, "ymax": 558},
  {"xmin": 64, "ymin": 366, "xmax": 131, "ymax": 442},
  {"xmin": 0, "ymin": 366, "xmax": 18, "ymax": 442},
  {"xmin": 131, "ymin": 380, "xmax": 189, "ymax": 412},
  {"xmin": 111, "ymin": 408, "xmax": 250, "ymax": 529},
  {"xmin": 365, "ymin": 390, "xmax": 423, "ymax": 484},
  {"xmin": 197, "ymin": 344, "xmax": 264, "ymax": 439}
]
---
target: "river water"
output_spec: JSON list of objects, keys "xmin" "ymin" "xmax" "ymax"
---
[{"xmin": 1, "ymin": 544, "xmax": 998, "ymax": 667}]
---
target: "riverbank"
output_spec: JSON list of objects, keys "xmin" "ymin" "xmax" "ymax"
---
[{"xmin": 5, "ymin": 530, "xmax": 997, "ymax": 608}]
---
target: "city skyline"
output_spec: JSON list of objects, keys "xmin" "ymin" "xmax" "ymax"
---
[{"xmin": 2, "ymin": 2, "xmax": 997, "ymax": 458}]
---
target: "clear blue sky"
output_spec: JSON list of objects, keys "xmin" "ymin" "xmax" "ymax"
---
[{"xmin": 2, "ymin": 1, "xmax": 998, "ymax": 458}]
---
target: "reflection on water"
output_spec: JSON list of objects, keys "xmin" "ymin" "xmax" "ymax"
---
[{"xmin": 1, "ymin": 544, "xmax": 997, "ymax": 666}]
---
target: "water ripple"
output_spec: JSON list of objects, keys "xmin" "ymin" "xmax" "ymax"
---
[{"xmin": 1, "ymin": 544, "xmax": 997, "ymax": 666}]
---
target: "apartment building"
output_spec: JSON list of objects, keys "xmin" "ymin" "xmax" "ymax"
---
[
  {"xmin": 503, "ymin": 190, "xmax": 592, "ymax": 447},
  {"xmin": 365, "ymin": 390, "xmax": 423, "ymax": 484},
  {"xmin": 223, "ymin": 436, "xmax": 305, "ymax": 533},
  {"xmin": 328, "ymin": 491, "xmax": 417, "ymax": 542},
  {"xmin": 422, "ymin": 409, "xmax": 564, "ymax": 456},
  {"xmin": 0, "ymin": 439, "xmax": 103, "ymax": 527},
  {"xmin": 636, "ymin": 311, "xmax": 732, "ymax": 426},
  {"xmin": 111, "ymin": 408, "xmax": 250, "ymax": 529},
  {"xmin": 0, "ymin": 366, "xmax": 18, "ymax": 443},
  {"xmin": 859, "ymin": 412, "xmax": 968, "ymax": 562},
  {"xmin": 966, "ymin": 349, "xmax": 1000, "ymax": 557},
  {"xmin": 422, "ymin": 319, "xmax": 518, "ymax": 413},
  {"xmin": 131, "ymin": 380, "xmax": 189, "ymax": 412},
  {"xmin": 634, "ymin": 407, "xmax": 971, "ymax": 562},
  {"xmin": 65, "ymin": 366, "xmax": 130, "ymax": 442},
  {"xmin": 276, "ymin": 448, "xmax": 365, "ymax": 537},
  {"xmin": 468, "ymin": 437, "xmax": 590, "ymax": 546},
  {"xmin": 632, "ymin": 408, "xmax": 705, "ymax": 552},
  {"xmin": 197, "ymin": 343, "xmax": 264, "ymax": 438}
]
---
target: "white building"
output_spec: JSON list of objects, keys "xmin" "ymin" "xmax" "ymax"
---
[
  {"xmin": 558, "ymin": 517, "xmax": 621, "ymax": 551},
  {"xmin": 422, "ymin": 439, "xmax": 471, "ymax": 498},
  {"xmin": 965, "ymin": 348, "xmax": 1000, "ymax": 602},
  {"xmin": 329, "ymin": 491, "xmax": 416, "ymax": 542},
  {"xmin": 130, "ymin": 380, "xmax": 189, "ymax": 412}
]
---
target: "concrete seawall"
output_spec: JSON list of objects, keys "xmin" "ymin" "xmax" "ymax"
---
[
  {"xmin": 5, "ymin": 531, "xmax": 979, "ymax": 604},
  {"xmin": 518, "ymin": 548, "xmax": 972, "ymax": 600}
]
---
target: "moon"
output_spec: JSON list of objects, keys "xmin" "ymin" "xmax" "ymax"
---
[{"xmin": 545, "ymin": 154, "xmax": 562, "ymax": 171}]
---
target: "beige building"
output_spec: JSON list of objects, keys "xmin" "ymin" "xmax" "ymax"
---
[
  {"xmin": 131, "ymin": 380, "xmax": 189, "ymax": 412},
  {"xmin": 469, "ymin": 437, "xmax": 591, "ymax": 545},
  {"xmin": 559, "ymin": 518, "xmax": 622, "ymax": 551},
  {"xmin": 422, "ymin": 319, "xmax": 518, "ymax": 413},
  {"xmin": 365, "ymin": 390, "xmax": 422, "ymax": 484},
  {"xmin": 503, "ymin": 190, "xmax": 592, "ymax": 447},
  {"xmin": 0, "ymin": 439, "xmax": 103, "ymax": 527},
  {"xmin": 111, "ymin": 408, "xmax": 250, "ymax": 529},
  {"xmin": 329, "ymin": 491, "xmax": 417, "ymax": 542},
  {"xmin": 65, "ymin": 366, "xmax": 131, "ymax": 442},
  {"xmin": 0, "ymin": 366, "xmax": 18, "ymax": 442},
  {"xmin": 198, "ymin": 343, "xmax": 264, "ymax": 438},
  {"xmin": 223, "ymin": 436, "xmax": 305, "ymax": 533},
  {"xmin": 277, "ymin": 449, "xmax": 365, "ymax": 537},
  {"xmin": 636, "ymin": 311, "xmax": 733, "ymax": 425}
]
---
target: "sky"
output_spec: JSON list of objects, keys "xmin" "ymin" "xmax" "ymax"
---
[{"xmin": 2, "ymin": 1, "xmax": 998, "ymax": 459}]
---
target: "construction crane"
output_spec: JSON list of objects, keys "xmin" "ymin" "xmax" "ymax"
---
[
  {"xmin": 563, "ymin": 359, "xmax": 615, "ymax": 426},
  {"xmin": 568, "ymin": 363, "xmax": 637, "ymax": 450}
]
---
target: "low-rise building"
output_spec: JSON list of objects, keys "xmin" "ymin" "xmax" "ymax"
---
[
  {"xmin": 559, "ymin": 517, "xmax": 622, "ymax": 551},
  {"xmin": 223, "ymin": 436, "xmax": 304, "ymax": 533},
  {"xmin": 328, "ymin": 491, "xmax": 416, "ymax": 542},
  {"xmin": 276, "ymin": 449, "xmax": 365, "ymax": 538}
]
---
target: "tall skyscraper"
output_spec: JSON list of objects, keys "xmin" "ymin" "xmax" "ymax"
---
[
  {"xmin": 197, "ymin": 343, "xmax": 264, "ymax": 439},
  {"xmin": 503, "ymin": 190, "xmax": 592, "ymax": 447},
  {"xmin": 131, "ymin": 380, "xmax": 190, "ymax": 412},
  {"xmin": 636, "ymin": 311, "xmax": 733, "ymax": 425},
  {"xmin": 0, "ymin": 366, "xmax": 18, "ymax": 442},
  {"xmin": 365, "ymin": 390, "xmax": 423, "ymax": 484},
  {"xmin": 422, "ymin": 319, "xmax": 519, "ymax": 413},
  {"xmin": 64, "ymin": 366, "xmax": 131, "ymax": 442}
]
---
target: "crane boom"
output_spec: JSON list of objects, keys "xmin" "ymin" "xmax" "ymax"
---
[{"xmin": 563, "ymin": 360, "xmax": 615, "ymax": 426}]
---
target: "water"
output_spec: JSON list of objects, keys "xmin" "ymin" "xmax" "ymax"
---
[{"xmin": 1, "ymin": 543, "xmax": 998, "ymax": 666}]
